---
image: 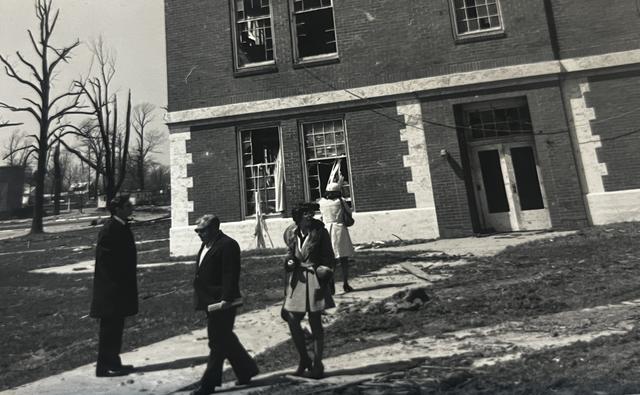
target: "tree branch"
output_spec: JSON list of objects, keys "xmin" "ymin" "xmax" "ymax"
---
[{"xmin": 0, "ymin": 54, "xmax": 42, "ymax": 95}]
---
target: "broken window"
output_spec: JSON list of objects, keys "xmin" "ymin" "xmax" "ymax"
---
[
  {"xmin": 291, "ymin": 0, "xmax": 338, "ymax": 61},
  {"xmin": 464, "ymin": 99, "xmax": 533, "ymax": 140},
  {"xmin": 232, "ymin": 0, "xmax": 275, "ymax": 68},
  {"xmin": 302, "ymin": 119, "xmax": 352, "ymax": 203},
  {"xmin": 240, "ymin": 127, "xmax": 281, "ymax": 216},
  {"xmin": 451, "ymin": 0, "xmax": 503, "ymax": 37}
]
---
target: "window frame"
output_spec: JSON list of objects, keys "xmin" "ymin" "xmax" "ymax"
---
[
  {"xmin": 298, "ymin": 117, "xmax": 355, "ymax": 209},
  {"xmin": 461, "ymin": 97, "xmax": 534, "ymax": 146},
  {"xmin": 236, "ymin": 123, "xmax": 285, "ymax": 219},
  {"xmin": 448, "ymin": 0, "xmax": 505, "ymax": 42},
  {"xmin": 288, "ymin": 0, "xmax": 340, "ymax": 66},
  {"xmin": 229, "ymin": 0, "xmax": 278, "ymax": 75}
]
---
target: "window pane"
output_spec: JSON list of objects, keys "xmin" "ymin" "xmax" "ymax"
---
[
  {"xmin": 235, "ymin": 1, "xmax": 274, "ymax": 67},
  {"xmin": 302, "ymin": 120, "xmax": 352, "ymax": 202},
  {"xmin": 478, "ymin": 150, "xmax": 509, "ymax": 213},
  {"xmin": 511, "ymin": 147, "xmax": 544, "ymax": 210},
  {"xmin": 241, "ymin": 127, "xmax": 280, "ymax": 215},
  {"xmin": 295, "ymin": 8, "xmax": 337, "ymax": 58},
  {"xmin": 455, "ymin": 0, "xmax": 502, "ymax": 34}
]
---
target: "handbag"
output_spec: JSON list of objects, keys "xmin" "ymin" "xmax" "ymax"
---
[{"xmin": 339, "ymin": 198, "xmax": 355, "ymax": 227}]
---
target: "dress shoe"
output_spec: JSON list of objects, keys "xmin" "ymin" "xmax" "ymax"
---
[
  {"xmin": 293, "ymin": 357, "xmax": 313, "ymax": 376},
  {"xmin": 95, "ymin": 365, "xmax": 133, "ymax": 377},
  {"xmin": 235, "ymin": 365, "xmax": 259, "ymax": 385},
  {"xmin": 343, "ymin": 283, "xmax": 354, "ymax": 293},
  {"xmin": 309, "ymin": 360, "xmax": 324, "ymax": 379},
  {"xmin": 190, "ymin": 386, "xmax": 216, "ymax": 395}
]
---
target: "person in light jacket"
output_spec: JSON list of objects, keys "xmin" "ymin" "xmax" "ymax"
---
[
  {"xmin": 282, "ymin": 202, "xmax": 335, "ymax": 379},
  {"xmin": 318, "ymin": 182, "xmax": 355, "ymax": 292}
]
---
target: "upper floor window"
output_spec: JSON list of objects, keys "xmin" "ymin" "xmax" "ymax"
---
[
  {"xmin": 232, "ymin": 0, "xmax": 275, "ymax": 69},
  {"xmin": 290, "ymin": 0, "xmax": 338, "ymax": 62},
  {"xmin": 450, "ymin": 0, "xmax": 503, "ymax": 40}
]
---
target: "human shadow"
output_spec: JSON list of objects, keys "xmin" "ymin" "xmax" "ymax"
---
[{"xmin": 134, "ymin": 355, "xmax": 209, "ymax": 373}]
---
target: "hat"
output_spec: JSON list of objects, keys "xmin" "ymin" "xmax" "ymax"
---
[
  {"xmin": 195, "ymin": 214, "xmax": 220, "ymax": 232},
  {"xmin": 326, "ymin": 182, "xmax": 341, "ymax": 192}
]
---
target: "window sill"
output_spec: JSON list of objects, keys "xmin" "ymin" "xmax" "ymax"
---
[
  {"xmin": 234, "ymin": 63, "xmax": 279, "ymax": 78},
  {"xmin": 454, "ymin": 30, "xmax": 506, "ymax": 44},
  {"xmin": 293, "ymin": 54, "xmax": 340, "ymax": 69}
]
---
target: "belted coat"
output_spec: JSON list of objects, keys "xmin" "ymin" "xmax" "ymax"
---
[{"xmin": 90, "ymin": 218, "xmax": 138, "ymax": 318}]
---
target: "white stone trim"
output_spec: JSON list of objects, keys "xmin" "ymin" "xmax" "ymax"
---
[
  {"xmin": 170, "ymin": 132, "xmax": 193, "ymax": 229},
  {"xmin": 165, "ymin": 49, "xmax": 640, "ymax": 125},
  {"xmin": 396, "ymin": 100, "xmax": 438, "ymax": 214},
  {"xmin": 586, "ymin": 189, "xmax": 640, "ymax": 225},
  {"xmin": 563, "ymin": 78, "xmax": 607, "ymax": 194},
  {"xmin": 169, "ymin": 207, "xmax": 440, "ymax": 257}
]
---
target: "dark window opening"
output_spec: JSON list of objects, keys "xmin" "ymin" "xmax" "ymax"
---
[
  {"xmin": 478, "ymin": 149, "xmax": 509, "ymax": 213},
  {"xmin": 292, "ymin": 0, "xmax": 338, "ymax": 60},
  {"xmin": 511, "ymin": 146, "xmax": 544, "ymax": 210},
  {"xmin": 234, "ymin": 0, "xmax": 274, "ymax": 68},
  {"xmin": 241, "ymin": 127, "xmax": 280, "ymax": 216}
]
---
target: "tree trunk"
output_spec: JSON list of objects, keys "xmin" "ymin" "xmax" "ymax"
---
[
  {"xmin": 53, "ymin": 143, "xmax": 61, "ymax": 215},
  {"xmin": 138, "ymin": 156, "xmax": 145, "ymax": 191},
  {"xmin": 31, "ymin": 152, "xmax": 47, "ymax": 234}
]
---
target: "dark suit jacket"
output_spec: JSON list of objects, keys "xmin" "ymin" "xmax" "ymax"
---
[
  {"xmin": 193, "ymin": 231, "xmax": 242, "ymax": 311},
  {"xmin": 90, "ymin": 217, "xmax": 138, "ymax": 318}
]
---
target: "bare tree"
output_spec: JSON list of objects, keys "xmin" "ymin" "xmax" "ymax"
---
[
  {"xmin": 131, "ymin": 103, "xmax": 164, "ymax": 190},
  {"xmin": 0, "ymin": 118, "xmax": 22, "ymax": 129},
  {"xmin": 60, "ymin": 38, "xmax": 132, "ymax": 202},
  {"xmin": 1, "ymin": 130, "xmax": 33, "ymax": 167},
  {"xmin": 0, "ymin": 0, "xmax": 86, "ymax": 233}
]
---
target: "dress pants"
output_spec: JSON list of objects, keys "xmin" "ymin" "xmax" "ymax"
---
[
  {"xmin": 97, "ymin": 316, "xmax": 125, "ymax": 367},
  {"xmin": 201, "ymin": 308, "xmax": 258, "ymax": 388}
]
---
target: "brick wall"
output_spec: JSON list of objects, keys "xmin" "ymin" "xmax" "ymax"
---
[
  {"xmin": 186, "ymin": 126, "xmax": 243, "ymax": 224},
  {"xmin": 586, "ymin": 71, "xmax": 640, "ymax": 191},
  {"xmin": 420, "ymin": 100, "xmax": 475, "ymax": 238},
  {"xmin": 345, "ymin": 104, "xmax": 415, "ymax": 212},
  {"xmin": 422, "ymin": 84, "xmax": 589, "ymax": 235},
  {"xmin": 165, "ymin": 0, "xmax": 555, "ymax": 112},
  {"xmin": 550, "ymin": 0, "xmax": 640, "ymax": 58}
]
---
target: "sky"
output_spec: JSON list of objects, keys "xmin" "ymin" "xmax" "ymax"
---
[{"xmin": 0, "ymin": 0, "xmax": 169, "ymax": 166}]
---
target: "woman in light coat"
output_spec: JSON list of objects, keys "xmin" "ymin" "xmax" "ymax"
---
[
  {"xmin": 319, "ymin": 182, "xmax": 355, "ymax": 292},
  {"xmin": 282, "ymin": 202, "xmax": 335, "ymax": 379}
]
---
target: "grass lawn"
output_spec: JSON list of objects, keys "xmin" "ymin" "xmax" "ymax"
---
[{"xmin": 0, "ymin": 218, "xmax": 426, "ymax": 390}]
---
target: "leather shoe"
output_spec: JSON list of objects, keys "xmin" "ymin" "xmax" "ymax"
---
[
  {"xmin": 190, "ymin": 386, "xmax": 216, "ymax": 395},
  {"xmin": 235, "ymin": 365, "xmax": 259, "ymax": 385},
  {"xmin": 95, "ymin": 365, "xmax": 133, "ymax": 377}
]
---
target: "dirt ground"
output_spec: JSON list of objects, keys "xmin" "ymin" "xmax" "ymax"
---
[
  {"xmin": 286, "ymin": 222, "xmax": 640, "ymax": 395},
  {"xmin": 0, "ymin": 218, "xmax": 425, "ymax": 391}
]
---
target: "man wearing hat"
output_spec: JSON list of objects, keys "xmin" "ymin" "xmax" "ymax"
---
[
  {"xmin": 90, "ymin": 194, "xmax": 137, "ymax": 377},
  {"xmin": 191, "ymin": 214, "xmax": 259, "ymax": 395}
]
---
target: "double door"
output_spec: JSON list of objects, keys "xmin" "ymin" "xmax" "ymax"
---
[{"xmin": 469, "ymin": 141, "xmax": 551, "ymax": 232}]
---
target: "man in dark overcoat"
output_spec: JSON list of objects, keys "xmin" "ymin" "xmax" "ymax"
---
[
  {"xmin": 89, "ymin": 195, "xmax": 138, "ymax": 377},
  {"xmin": 191, "ymin": 214, "xmax": 258, "ymax": 395}
]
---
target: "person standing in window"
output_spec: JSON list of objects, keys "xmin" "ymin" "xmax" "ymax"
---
[
  {"xmin": 282, "ymin": 202, "xmax": 335, "ymax": 379},
  {"xmin": 319, "ymin": 182, "xmax": 355, "ymax": 293},
  {"xmin": 90, "ymin": 195, "xmax": 137, "ymax": 377}
]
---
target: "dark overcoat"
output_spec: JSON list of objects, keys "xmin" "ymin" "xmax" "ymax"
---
[
  {"xmin": 89, "ymin": 218, "xmax": 138, "ymax": 318},
  {"xmin": 193, "ymin": 231, "xmax": 242, "ymax": 311}
]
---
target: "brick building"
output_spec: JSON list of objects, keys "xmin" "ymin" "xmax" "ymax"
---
[{"xmin": 164, "ymin": 0, "xmax": 640, "ymax": 256}]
